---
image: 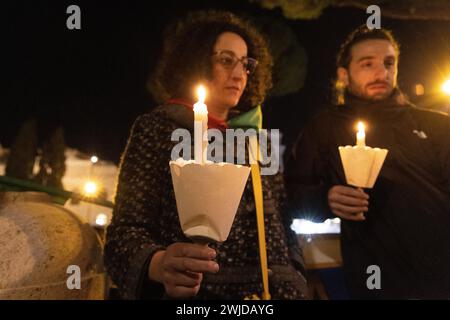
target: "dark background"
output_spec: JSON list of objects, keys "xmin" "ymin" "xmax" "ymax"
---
[{"xmin": 4, "ymin": 0, "xmax": 450, "ymax": 163}]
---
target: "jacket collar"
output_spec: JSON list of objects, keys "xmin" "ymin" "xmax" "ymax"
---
[{"xmin": 335, "ymin": 88, "xmax": 412, "ymax": 120}]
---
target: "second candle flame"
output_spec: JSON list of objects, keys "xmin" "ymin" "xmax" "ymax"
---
[{"xmin": 357, "ymin": 122, "xmax": 365, "ymax": 132}]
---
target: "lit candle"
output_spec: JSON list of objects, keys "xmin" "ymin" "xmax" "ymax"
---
[
  {"xmin": 193, "ymin": 85, "xmax": 208, "ymax": 164},
  {"xmin": 356, "ymin": 121, "xmax": 365, "ymax": 147}
]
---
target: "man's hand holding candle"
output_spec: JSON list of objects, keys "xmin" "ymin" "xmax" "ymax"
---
[
  {"xmin": 327, "ymin": 186, "xmax": 369, "ymax": 221},
  {"xmin": 331, "ymin": 121, "xmax": 371, "ymax": 221}
]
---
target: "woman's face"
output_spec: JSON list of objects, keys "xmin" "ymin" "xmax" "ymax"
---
[{"xmin": 207, "ymin": 32, "xmax": 249, "ymax": 113}]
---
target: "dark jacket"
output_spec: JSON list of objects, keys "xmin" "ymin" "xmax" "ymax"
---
[
  {"xmin": 104, "ymin": 104, "xmax": 308, "ymax": 300},
  {"xmin": 285, "ymin": 92, "xmax": 450, "ymax": 299}
]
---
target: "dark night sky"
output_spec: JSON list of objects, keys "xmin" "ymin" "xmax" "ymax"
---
[{"xmin": 4, "ymin": 1, "xmax": 450, "ymax": 164}]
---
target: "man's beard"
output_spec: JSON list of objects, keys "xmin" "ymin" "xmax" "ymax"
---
[{"xmin": 348, "ymin": 80, "xmax": 395, "ymax": 102}]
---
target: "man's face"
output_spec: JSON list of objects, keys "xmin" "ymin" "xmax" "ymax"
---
[{"xmin": 338, "ymin": 39, "xmax": 398, "ymax": 101}]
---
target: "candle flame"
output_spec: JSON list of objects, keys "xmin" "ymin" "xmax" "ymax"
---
[
  {"xmin": 197, "ymin": 85, "xmax": 206, "ymax": 103},
  {"xmin": 357, "ymin": 121, "xmax": 365, "ymax": 133},
  {"xmin": 356, "ymin": 121, "xmax": 366, "ymax": 147}
]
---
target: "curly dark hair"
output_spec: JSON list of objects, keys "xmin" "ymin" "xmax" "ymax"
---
[
  {"xmin": 149, "ymin": 10, "xmax": 273, "ymax": 112},
  {"xmin": 334, "ymin": 25, "xmax": 401, "ymax": 104}
]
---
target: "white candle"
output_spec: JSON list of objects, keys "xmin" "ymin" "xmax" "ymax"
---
[
  {"xmin": 193, "ymin": 85, "xmax": 208, "ymax": 164},
  {"xmin": 356, "ymin": 121, "xmax": 366, "ymax": 147}
]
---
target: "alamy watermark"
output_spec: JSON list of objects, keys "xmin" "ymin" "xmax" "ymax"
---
[
  {"xmin": 66, "ymin": 5, "xmax": 81, "ymax": 30},
  {"xmin": 366, "ymin": 265, "xmax": 381, "ymax": 290},
  {"xmin": 366, "ymin": 5, "xmax": 381, "ymax": 30},
  {"xmin": 66, "ymin": 265, "xmax": 81, "ymax": 290},
  {"xmin": 171, "ymin": 128, "xmax": 280, "ymax": 176}
]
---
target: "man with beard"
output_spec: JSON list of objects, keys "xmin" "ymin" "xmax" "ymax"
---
[{"xmin": 285, "ymin": 25, "xmax": 450, "ymax": 299}]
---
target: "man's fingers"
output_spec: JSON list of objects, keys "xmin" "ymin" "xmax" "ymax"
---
[
  {"xmin": 332, "ymin": 185, "xmax": 369, "ymax": 200},
  {"xmin": 355, "ymin": 212, "xmax": 366, "ymax": 220},
  {"xmin": 330, "ymin": 202, "xmax": 368, "ymax": 215},
  {"xmin": 168, "ymin": 257, "xmax": 219, "ymax": 274},
  {"xmin": 333, "ymin": 209, "xmax": 366, "ymax": 221},
  {"xmin": 332, "ymin": 194, "xmax": 369, "ymax": 207}
]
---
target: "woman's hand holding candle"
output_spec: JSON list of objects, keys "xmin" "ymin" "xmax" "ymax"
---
[{"xmin": 148, "ymin": 243, "xmax": 219, "ymax": 298}]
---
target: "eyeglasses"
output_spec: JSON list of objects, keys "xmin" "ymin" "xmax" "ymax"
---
[{"xmin": 212, "ymin": 50, "xmax": 258, "ymax": 75}]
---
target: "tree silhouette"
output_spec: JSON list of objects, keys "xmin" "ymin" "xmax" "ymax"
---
[
  {"xmin": 5, "ymin": 119, "xmax": 38, "ymax": 180},
  {"xmin": 250, "ymin": 0, "xmax": 450, "ymax": 21},
  {"xmin": 35, "ymin": 126, "xmax": 66, "ymax": 188},
  {"xmin": 252, "ymin": 15, "xmax": 308, "ymax": 97}
]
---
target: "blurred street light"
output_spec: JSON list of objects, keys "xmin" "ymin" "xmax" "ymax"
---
[
  {"xmin": 442, "ymin": 79, "xmax": 450, "ymax": 95},
  {"xmin": 90, "ymin": 155, "xmax": 99, "ymax": 164},
  {"xmin": 95, "ymin": 213, "xmax": 108, "ymax": 227},
  {"xmin": 415, "ymin": 83, "xmax": 425, "ymax": 96},
  {"xmin": 83, "ymin": 181, "xmax": 98, "ymax": 197}
]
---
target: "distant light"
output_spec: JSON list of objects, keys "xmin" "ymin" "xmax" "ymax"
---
[
  {"xmin": 90, "ymin": 155, "xmax": 98, "ymax": 164},
  {"xmin": 414, "ymin": 83, "xmax": 425, "ymax": 96},
  {"xmin": 296, "ymin": 219, "xmax": 322, "ymax": 234},
  {"xmin": 83, "ymin": 181, "xmax": 98, "ymax": 197},
  {"xmin": 291, "ymin": 218, "xmax": 341, "ymax": 235},
  {"xmin": 95, "ymin": 213, "xmax": 108, "ymax": 226},
  {"xmin": 442, "ymin": 79, "xmax": 450, "ymax": 95}
]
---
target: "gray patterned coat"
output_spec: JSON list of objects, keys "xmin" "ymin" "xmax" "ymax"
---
[{"xmin": 104, "ymin": 104, "xmax": 308, "ymax": 299}]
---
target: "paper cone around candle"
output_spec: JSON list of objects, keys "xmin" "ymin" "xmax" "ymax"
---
[
  {"xmin": 338, "ymin": 146, "xmax": 388, "ymax": 188},
  {"xmin": 169, "ymin": 159, "xmax": 250, "ymax": 243}
]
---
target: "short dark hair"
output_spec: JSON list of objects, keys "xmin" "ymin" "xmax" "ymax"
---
[
  {"xmin": 149, "ymin": 10, "xmax": 272, "ymax": 112},
  {"xmin": 336, "ymin": 25, "xmax": 400, "ymax": 69}
]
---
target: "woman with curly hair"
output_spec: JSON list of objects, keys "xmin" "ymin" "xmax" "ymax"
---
[{"xmin": 104, "ymin": 10, "xmax": 308, "ymax": 300}]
